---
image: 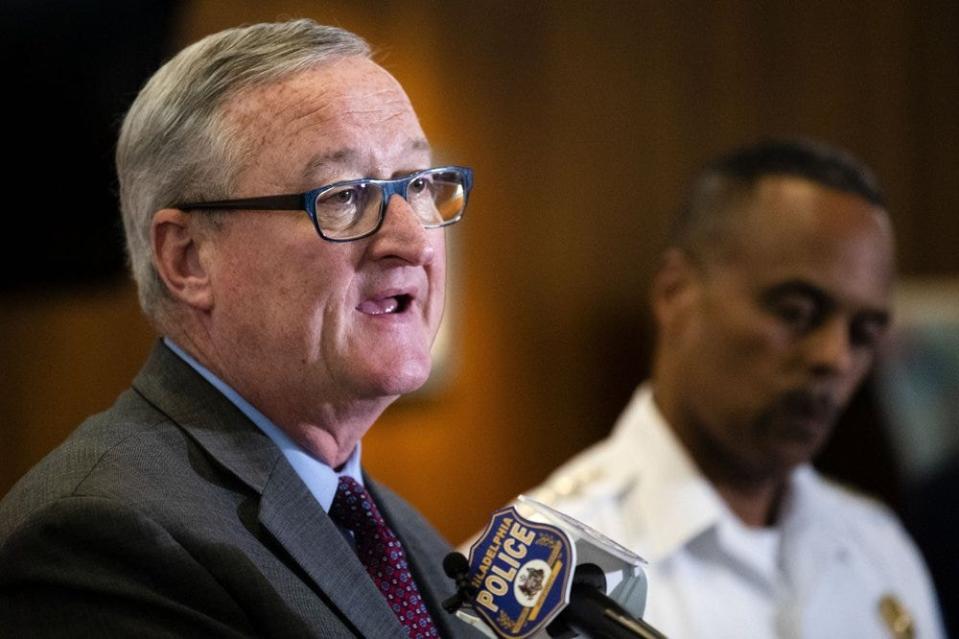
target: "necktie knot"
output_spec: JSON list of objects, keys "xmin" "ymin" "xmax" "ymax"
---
[
  {"xmin": 330, "ymin": 475, "xmax": 386, "ymax": 536},
  {"xmin": 329, "ymin": 476, "xmax": 439, "ymax": 638}
]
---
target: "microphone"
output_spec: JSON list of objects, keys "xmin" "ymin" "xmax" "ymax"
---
[
  {"xmin": 444, "ymin": 496, "xmax": 668, "ymax": 639},
  {"xmin": 442, "ymin": 552, "xmax": 476, "ymax": 614}
]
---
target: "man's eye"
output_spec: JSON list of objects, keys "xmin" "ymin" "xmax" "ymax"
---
[
  {"xmin": 330, "ymin": 188, "xmax": 357, "ymax": 205},
  {"xmin": 850, "ymin": 316, "xmax": 888, "ymax": 348},
  {"xmin": 408, "ymin": 177, "xmax": 432, "ymax": 196},
  {"xmin": 769, "ymin": 297, "xmax": 820, "ymax": 332},
  {"xmin": 318, "ymin": 185, "xmax": 368, "ymax": 209}
]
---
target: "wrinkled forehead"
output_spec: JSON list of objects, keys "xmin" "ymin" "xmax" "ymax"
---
[{"xmin": 218, "ymin": 56, "xmax": 430, "ymax": 187}]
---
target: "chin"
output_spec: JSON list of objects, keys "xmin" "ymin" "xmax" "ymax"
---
[{"xmin": 363, "ymin": 357, "xmax": 433, "ymax": 398}]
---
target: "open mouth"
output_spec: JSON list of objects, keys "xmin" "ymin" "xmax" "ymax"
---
[{"xmin": 356, "ymin": 293, "xmax": 413, "ymax": 316}]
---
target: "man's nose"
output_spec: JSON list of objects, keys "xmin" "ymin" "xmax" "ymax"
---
[
  {"xmin": 805, "ymin": 316, "xmax": 856, "ymax": 377},
  {"xmin": 366, "ymin": 194, "xmax": 435, "ymax": 266}
]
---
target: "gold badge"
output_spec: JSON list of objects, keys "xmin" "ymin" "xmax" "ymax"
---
[{"xmin": 879, "ymin": 594, "xmax": 914, "ymax": 639}]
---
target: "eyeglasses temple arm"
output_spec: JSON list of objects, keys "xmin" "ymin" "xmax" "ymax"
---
[{"xmin": 175, "ymin": 193, "xmax": 305, "ymax": 211}]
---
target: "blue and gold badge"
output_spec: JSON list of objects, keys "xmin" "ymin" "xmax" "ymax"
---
[{"xmin": 466, "ymin": 506, "xmax": 575, "ymax": 638}]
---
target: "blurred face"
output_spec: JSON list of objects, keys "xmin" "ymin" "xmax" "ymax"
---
[
  {"xmin": 202, "ymin": 57, "xmax": 446, "ymax": 423},
  {"xmin": 655, "ymin": 176, "xmax": 894, "ymax": 480}
]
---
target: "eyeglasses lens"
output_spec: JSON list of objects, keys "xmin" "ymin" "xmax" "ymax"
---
[{"xmin": 313, "ymin": 169, "xmax": 468, "ymax": 240}]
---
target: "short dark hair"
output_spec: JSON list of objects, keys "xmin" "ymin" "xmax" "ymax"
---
[{"xmin": 670, "ymin": 138, "xmax": 886, "ymax": 259}]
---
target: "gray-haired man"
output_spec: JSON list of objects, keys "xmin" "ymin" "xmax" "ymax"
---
[{"xmin": 0, "ymin": 19, "xmax": 477, "ymax": 638}]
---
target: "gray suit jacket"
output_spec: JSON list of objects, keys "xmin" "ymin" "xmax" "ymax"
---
[{"xmin": 0, "ymin": 343, "xmax": 479, "ymax": 638}]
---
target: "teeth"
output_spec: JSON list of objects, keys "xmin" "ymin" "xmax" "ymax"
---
[{"xmin": 358, "ymin": 296, "xmax": 400, "ymax": 315}]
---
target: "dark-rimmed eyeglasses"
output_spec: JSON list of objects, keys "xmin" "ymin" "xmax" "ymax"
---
[{"xmin": 175, "ymin": 165, "xmax": 473, "ymax": 242}]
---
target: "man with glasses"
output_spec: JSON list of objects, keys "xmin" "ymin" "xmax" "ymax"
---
[
  {"xmin": 0, "ymin": 20, "xmax": 477, "ymax": 638},
  {"xmin": 526, "ymin": 139, "xmax": 944, "ymax": 638}
]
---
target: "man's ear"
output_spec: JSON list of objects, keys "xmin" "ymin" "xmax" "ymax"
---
[
  {"xmin": 151, "ymin": 209, "xmax": 214, "ymax": 311},
  {"xmin": 651, "ymin": 248, "xmax": 700, "ymax": 332}
]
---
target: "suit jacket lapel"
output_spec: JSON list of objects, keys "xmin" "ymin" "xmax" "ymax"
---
[
  {"xmin": 132, "ymin": 342, "xmax": 406, "ymax": 637},
  {"xmin": 259, "ymin": 461, "xmax": 406, "ymax": 638}
]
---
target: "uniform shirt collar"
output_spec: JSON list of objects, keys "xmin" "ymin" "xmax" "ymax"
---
[
  {"xmin": 162, "ymin": 337, "xmax": 362, "ymax": 513},
  {"xmin": 615, "ymin": 385, "xmax": 727, "ymax": 562}
]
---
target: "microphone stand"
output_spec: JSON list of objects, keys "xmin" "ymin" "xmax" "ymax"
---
[{"xmin": 561, "ymin": 582, "xmax": 668, "ymax": 639}]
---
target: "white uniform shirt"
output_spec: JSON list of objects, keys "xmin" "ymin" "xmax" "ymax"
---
[{"xmin": 527, "ymin": 385, "xmax": 944, "ymax": 639}]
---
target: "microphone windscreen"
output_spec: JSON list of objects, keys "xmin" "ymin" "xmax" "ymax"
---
[{"xmin": 443, "ymin": 551, "xmax": 470, "ymax": 579}]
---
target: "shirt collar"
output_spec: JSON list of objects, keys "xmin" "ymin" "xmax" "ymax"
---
[
  {"xmin": 778, "ymin": 464, "xmax": 847, "ymax": 538},
  {"xmin": 615, "ymin": 385, "xmax": 728, "ymax": 562},
  {"xmin": 162, "ymin": 337, "xmax": 362, "ymax": 512}
]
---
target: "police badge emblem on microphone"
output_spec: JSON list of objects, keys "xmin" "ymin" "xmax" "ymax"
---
[{"xmin": 467, "ymin": 505, "xmax": 575, "ymax": 637}]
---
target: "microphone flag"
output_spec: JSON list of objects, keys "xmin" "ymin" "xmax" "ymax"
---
[{"xmin": 465, "ymin": 505, "xmax": 575, "ymax": 638}]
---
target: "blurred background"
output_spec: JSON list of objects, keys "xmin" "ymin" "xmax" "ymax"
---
[{"xmin": 2, "ymin": 0, "xmax": 957, "ymax": 609}]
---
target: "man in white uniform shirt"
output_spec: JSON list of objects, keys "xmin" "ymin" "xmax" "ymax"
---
[{"xmin": 527, "ymin": 139, "xmax": 944, "ymax": 638}]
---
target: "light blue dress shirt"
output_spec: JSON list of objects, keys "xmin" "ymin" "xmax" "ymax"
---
[{"xmin": 163, "ymin": 337, "xmax": 362, "ymax": 513}]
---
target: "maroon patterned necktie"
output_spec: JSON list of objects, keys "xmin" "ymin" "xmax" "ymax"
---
[{"xmin": 329, "ymin": 476, "xmax": 440, "ymax": 638}]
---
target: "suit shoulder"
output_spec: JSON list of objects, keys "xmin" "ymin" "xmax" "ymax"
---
[{"xmin": 0, "ymin": 387, "xmax": 192, "ymax": 537}]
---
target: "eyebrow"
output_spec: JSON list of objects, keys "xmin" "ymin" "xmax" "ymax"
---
[{"xmin": 303, "ymin": 137, "xmax": 432, "ymax": 179}]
